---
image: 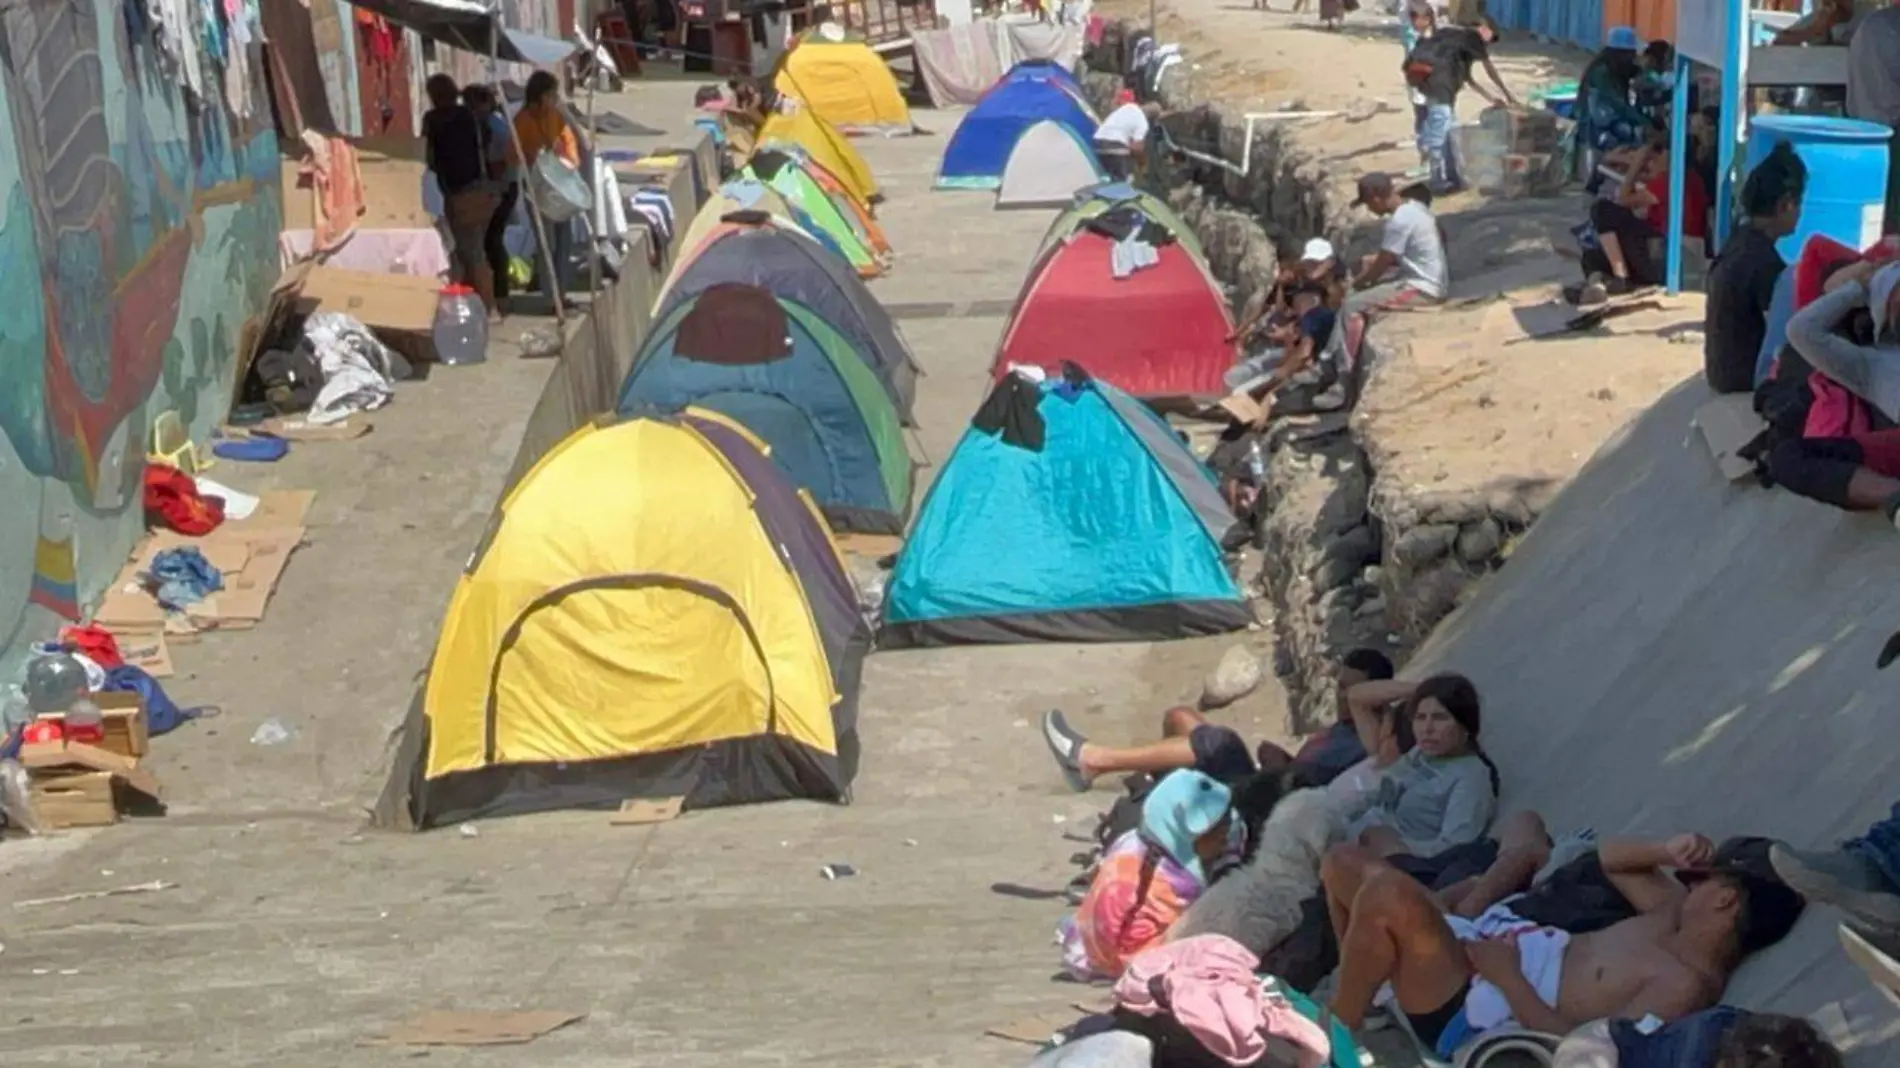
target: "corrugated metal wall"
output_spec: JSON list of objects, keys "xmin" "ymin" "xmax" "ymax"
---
[{"xmin": 1490, "ymin": 0, "xmax": 1605, "ymax": 51}]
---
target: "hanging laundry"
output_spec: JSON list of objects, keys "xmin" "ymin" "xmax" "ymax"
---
[
  {"xmin": 151, "ymin": 0, "xmax": 205, "ymax": 97},
  {"xmin": 144, "ymin": 464, "xmax": 226, "ymax": 536},
  {"xmin": 1111, "ymin": 233, "xmax": 1160, "ymax": 278},
  {"xmin": 146, "ymin": 547, "xmax": 225, "ymax": 611}
]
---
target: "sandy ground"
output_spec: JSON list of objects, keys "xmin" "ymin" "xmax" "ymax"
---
[
  {"xmin": 1100, "ymin": 0, "xmax": 1706, "ymax": 499},
  {"xmin": 0, "ymin": 82, "xmax": 1295, "ymax": 1066}
]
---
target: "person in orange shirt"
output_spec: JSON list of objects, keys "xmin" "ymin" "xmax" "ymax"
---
[{"xmin": 514, "ymin": 70, "xmax": 581, "ymax": 312}]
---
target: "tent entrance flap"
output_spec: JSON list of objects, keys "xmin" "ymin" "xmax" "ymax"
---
[{"xmin": 483, "ymin": 574, "xmax": 779, "ymax": 767}]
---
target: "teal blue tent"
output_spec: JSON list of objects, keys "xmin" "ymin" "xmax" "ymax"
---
[{"xmin": 879, "ymin": 367, "xmax": 1250, "ymax": 646}]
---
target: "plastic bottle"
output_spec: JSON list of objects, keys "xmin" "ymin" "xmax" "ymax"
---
[
  {"xmin": 63, "ymin": 696, "xmax": 106, "ymax": 746},
  {"xmin": 22, "ymin": 642, "xmax": 87, "ymax": 716},
  {"xmin": 431, "ymin": 283, "xmax": 489, "ymax": 366},
  {"xmin": 1245, "ymin": 439, "xmax": 1268, "ymax": 485}
]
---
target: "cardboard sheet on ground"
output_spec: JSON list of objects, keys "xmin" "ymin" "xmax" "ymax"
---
[
  {"xmin": 1693, "ymin": 394, "xmax": 1766, "ymax": 482},
  {"xmin": 368, "ymin": 1010, "xmax": 584, "ymax": 1047},
  {"xmin": 985, "ymin": 1010, "xmax": 1077, "ymax": 1045},
  {"xmin": 1482, "ymin": 291, "xmax": 1700, "ymax": 343},
  {"xmin": 93, "ymin": 490, "xmax": 311, "ymax": 637},
  {"xmin": 609, "ymin": 796, "xmax": 683, "ymax": 825}
]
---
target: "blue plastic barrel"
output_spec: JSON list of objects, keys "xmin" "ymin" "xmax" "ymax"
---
[{"xmin": 1744, "ymin": 114, "xmax": 1894, "ymax": 261}]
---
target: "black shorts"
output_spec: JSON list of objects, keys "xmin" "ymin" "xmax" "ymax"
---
[
  {"xmin": 1189, "ymin": 724, "xmax": 1257, "ymax": 784},
  {"xmin": 1405, "ymin": 980, "xmax": 1472, "ymax": 1057}
]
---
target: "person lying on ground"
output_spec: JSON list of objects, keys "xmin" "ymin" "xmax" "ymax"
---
[
  {"xmin": 1323, "ymin": 831, "xmax": 1805, "ymax": 1057},
  {"xmin": 1772, "ymin": 801, "xmax": 1900, "ymax": 939},
  {"xmin": 1766, "ymin": 259, "xmax": 1900, "ymax": 518},
  {"xmin": 1040, "ymin": 648, "xmax": 1396, "ymax": 792},
  {"xmin": 1059, "ymin": 770, "xmax": 1238, "ymax": 979},
  {"xmin": 1705, "ymin": 142, "xmax": 1805, "ymax": 394},
  {"xmin": 1554, "ymin": 1009, "xmax": 1843, "ymax": 1068},
  {"xmin": 1338, "ymin": 673, "xmax": 1500, "ymax": 866},
  {"xmin": 1571, "ymin": 133, "xmax": 1709, "ymax": 305},
  {"xmin": 1347, "ymin": 172, "xmax": 1450, "ymax": 315}
]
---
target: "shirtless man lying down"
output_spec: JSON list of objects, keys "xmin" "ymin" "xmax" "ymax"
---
[{"xmin": 1324, "ymin": 833, "xmax": 1805, "ymax": 1059}]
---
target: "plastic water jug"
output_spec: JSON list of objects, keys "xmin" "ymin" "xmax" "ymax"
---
[
  {"xmin": 432, "ymin": 283, "xmax": 489, "ymax": 366},
  {"xmin": 22, "ymin": 642, "xmax": 87, "ymax": 716},
  {"xmin": 63, "ymin": 697, "xmax": 106, "ymax": 746}
]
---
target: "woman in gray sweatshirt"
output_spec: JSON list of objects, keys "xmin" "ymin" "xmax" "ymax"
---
[{"xmin": 1342, "ymin": 674, "xmax": 1501, "ymax": 862}]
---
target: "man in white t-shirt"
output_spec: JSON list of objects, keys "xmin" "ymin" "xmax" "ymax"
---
[
  {"xmin": 1093, "ymin": 97, "xmax": 1161, "ymax": 181},
  {"xmin": 1346, "ymin": 171, "xmax": 1450, "ymax": 315}
]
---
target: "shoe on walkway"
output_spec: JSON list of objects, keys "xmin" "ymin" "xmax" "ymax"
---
[
  {"xmin": 1041, "ymin": 709, "xmax": 1092, "ymax": 793},
  {"xmin": 1771, "ymin": 842, "xmax": 1900, "ymax": 931},
  {"xmin": 1575, "ymin": 275, "xmax": 1609, "ymax": 307}
]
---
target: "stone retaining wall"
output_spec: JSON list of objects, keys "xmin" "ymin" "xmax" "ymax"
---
[{"xmin": 1083, "ymin": 26, "xmax": 1551, "ymax": 727}]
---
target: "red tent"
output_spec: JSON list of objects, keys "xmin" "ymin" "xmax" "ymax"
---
[{"xmin": 993, "ymin": 231, "xmax": 1236, "ymax": 398}]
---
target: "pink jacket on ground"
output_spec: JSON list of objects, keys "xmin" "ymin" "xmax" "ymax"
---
[{"xmin": 1113, "ymin": 934, "xmax": 1331, "ymax": 1068}]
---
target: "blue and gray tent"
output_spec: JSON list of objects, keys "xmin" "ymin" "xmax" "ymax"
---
[{"xmin": 879, "ymin": 367, "xmax": 1251, "ymax": 646}]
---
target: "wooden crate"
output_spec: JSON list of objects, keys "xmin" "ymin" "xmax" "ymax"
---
[
  {"xmin": 29, "ymin": 770, "xmax": 119, "ymax": 829},
  {"xmin": 37, "ymin": 691, "xmax": 148, "ymax": 758}
]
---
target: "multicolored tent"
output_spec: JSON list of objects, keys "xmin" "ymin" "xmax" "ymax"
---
[
  {"xmin": 774, "ymin": 32, "xmax": 913, "ymax": 135},
  {"xmin": 881, "ymin": 367, "xmax": 1250, "ymax": 646},
  {"xmin": 995, "ymin": 227, "xmax": 1237, "ymax": 398},
  {"xmin": 742, "ymin": 149, "xmax": 885, "ymax": 277},
  {"xmin": 389, "ymin": 410, "xmax": 870, "ymax": 827},
  {"xmin": 656, "ymin": 216, "xmax": 918, "ymax": 421},
  {"xmin": 937, "ymin": 68, "xmax": 1096, "ymax": 190},
  {"xmin": 759, "ymin": 107, "xmax": 880, "ymax": 205},
  {"xmin": 765, "ymin": 140, "xmax": 893, "ymax": 257},
  {"xmin": 672, "ymin": 181, "xmax": 849, "ymax": 281},
  {"xmin": 997, "ymin": 120, "xmax": 1108, "ymax": 209},
  {"xmin": 618, "ymin": 283, "xmax": 913, "ymax": 534}
]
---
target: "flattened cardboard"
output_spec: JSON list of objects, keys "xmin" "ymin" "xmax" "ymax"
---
[
  {"xmin": 1694, "ymin": 394, "xmax": 1767, "ymax": 482},
  {"xmin": 116, "ymin": 630, "xmax": 174, "ymax": 679},
  {"xmin": 369, "ymin": 1011, "xmax": 584, "ymax": 1047},
  {"xmin": 222, "ymin": 489, "xmax": 315, "ymax": 533},
  {"xmin": 609, "ymin": 796, "xmax": 684, "ymax": 825},
  {"xmin": 254, "ymin": 416, "xmax": 372, "ymax": 441}
]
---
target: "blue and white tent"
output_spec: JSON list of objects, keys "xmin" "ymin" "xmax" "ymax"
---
[
  {"xmin": 879, "ymin": 367, "xmax": 1251, "ymax": 646},
  {"xmin": 937, "ymin": 67, "xmax": 1097, "ymax": 190}
]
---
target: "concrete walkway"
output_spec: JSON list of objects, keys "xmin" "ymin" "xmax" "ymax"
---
[{"xmin": 0, "ymin": 92, "xmax": 1288, "ymax": 1067}]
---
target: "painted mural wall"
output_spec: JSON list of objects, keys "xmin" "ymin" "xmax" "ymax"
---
[{"xmin": 0, "ymin": 0, "xmax": 283, "ymax": 673}]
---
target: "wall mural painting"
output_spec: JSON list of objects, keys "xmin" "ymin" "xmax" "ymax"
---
[{"xmin": 0, "ymin": 0, "xmax": 282, "ymax": 671}]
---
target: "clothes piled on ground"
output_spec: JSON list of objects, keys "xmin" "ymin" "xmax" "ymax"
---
[
  {"xmin": 144, "ymin": 464, "xmax": 226, "ymax": 535},
  {"xmin": 145, "ymin": 547, "xmax": 224, "ymax": 610},
  {"xmin": 300, "ymin": 311, "xmax": 413, "ymax": 424}
]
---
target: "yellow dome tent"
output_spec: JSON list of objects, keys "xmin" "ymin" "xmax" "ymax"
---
[
  {"xmin": 758, "ymin": 106, "xmax": 880, "ymax": 205},
  {"xmin": 774, "ymin": 34, "xmax": 913, "ymax": 136},
  {"xmin": 386, "ymin": 410, "xmax": 870, "ymax": 828}
]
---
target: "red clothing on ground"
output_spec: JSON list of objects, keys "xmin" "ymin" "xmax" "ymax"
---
[{"xmin": 1853, "ymin": 427, "xmax": 1900, "ymax": 477}]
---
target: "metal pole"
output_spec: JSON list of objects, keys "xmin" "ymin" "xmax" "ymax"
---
[
  {"xmin": 1715, "ymin": 0, "xmax": 1749, "ymax": 251},
  {"xmin": 1666, "ymin": 50, "xmax": 1692, "ymax": 293}
]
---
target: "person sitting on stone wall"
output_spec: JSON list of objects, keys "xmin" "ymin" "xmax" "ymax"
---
[
  {"xmin": 1039, "ymin": 649, "xmax": 1397, "ymax": 791},
  {"xmin": 1324, "ymin": 830, "xmax": 1806, "ymax": 1059},
  {"xmin": 1347, "ymin": 172, "xmax": 1450, "ymax": 316}
]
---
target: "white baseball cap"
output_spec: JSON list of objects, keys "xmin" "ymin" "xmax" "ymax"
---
[{"xmin": 1301, "ymin": 237, "xmax": 1336, "ymax": 263}]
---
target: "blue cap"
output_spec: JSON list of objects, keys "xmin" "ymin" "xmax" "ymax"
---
[{"xmin": 1607, "ymin": 25, "xmax": 1641, "ymax": 51}]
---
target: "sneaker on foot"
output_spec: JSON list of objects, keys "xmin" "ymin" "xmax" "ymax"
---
[
  {"xmin": 1575, "ymin": 275, "xmax": 1609, "ymax": 307},
  {"xmin": 1041, "ymin": 709, "xmax": 1093, "ymax": 793},
  {"xmin": 1883, "ymin": 492, "xmax": 1900, "ymax": 533},
  {"xmin": 1603, "ymin": 275, "xmax": 1633, "ymax": 296},
  {"xmin": 1772, "ymin": 843, "xmax": 1900, "ymax": 930}
]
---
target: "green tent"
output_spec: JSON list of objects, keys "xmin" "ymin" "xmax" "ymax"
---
[
  {"xmin": 1040, "ymin": 186, "xmax": 1208, "ymax": 265},
  {"xmin": 744, "ymin": 150, "xmax": 880, "ymax": 276}
]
